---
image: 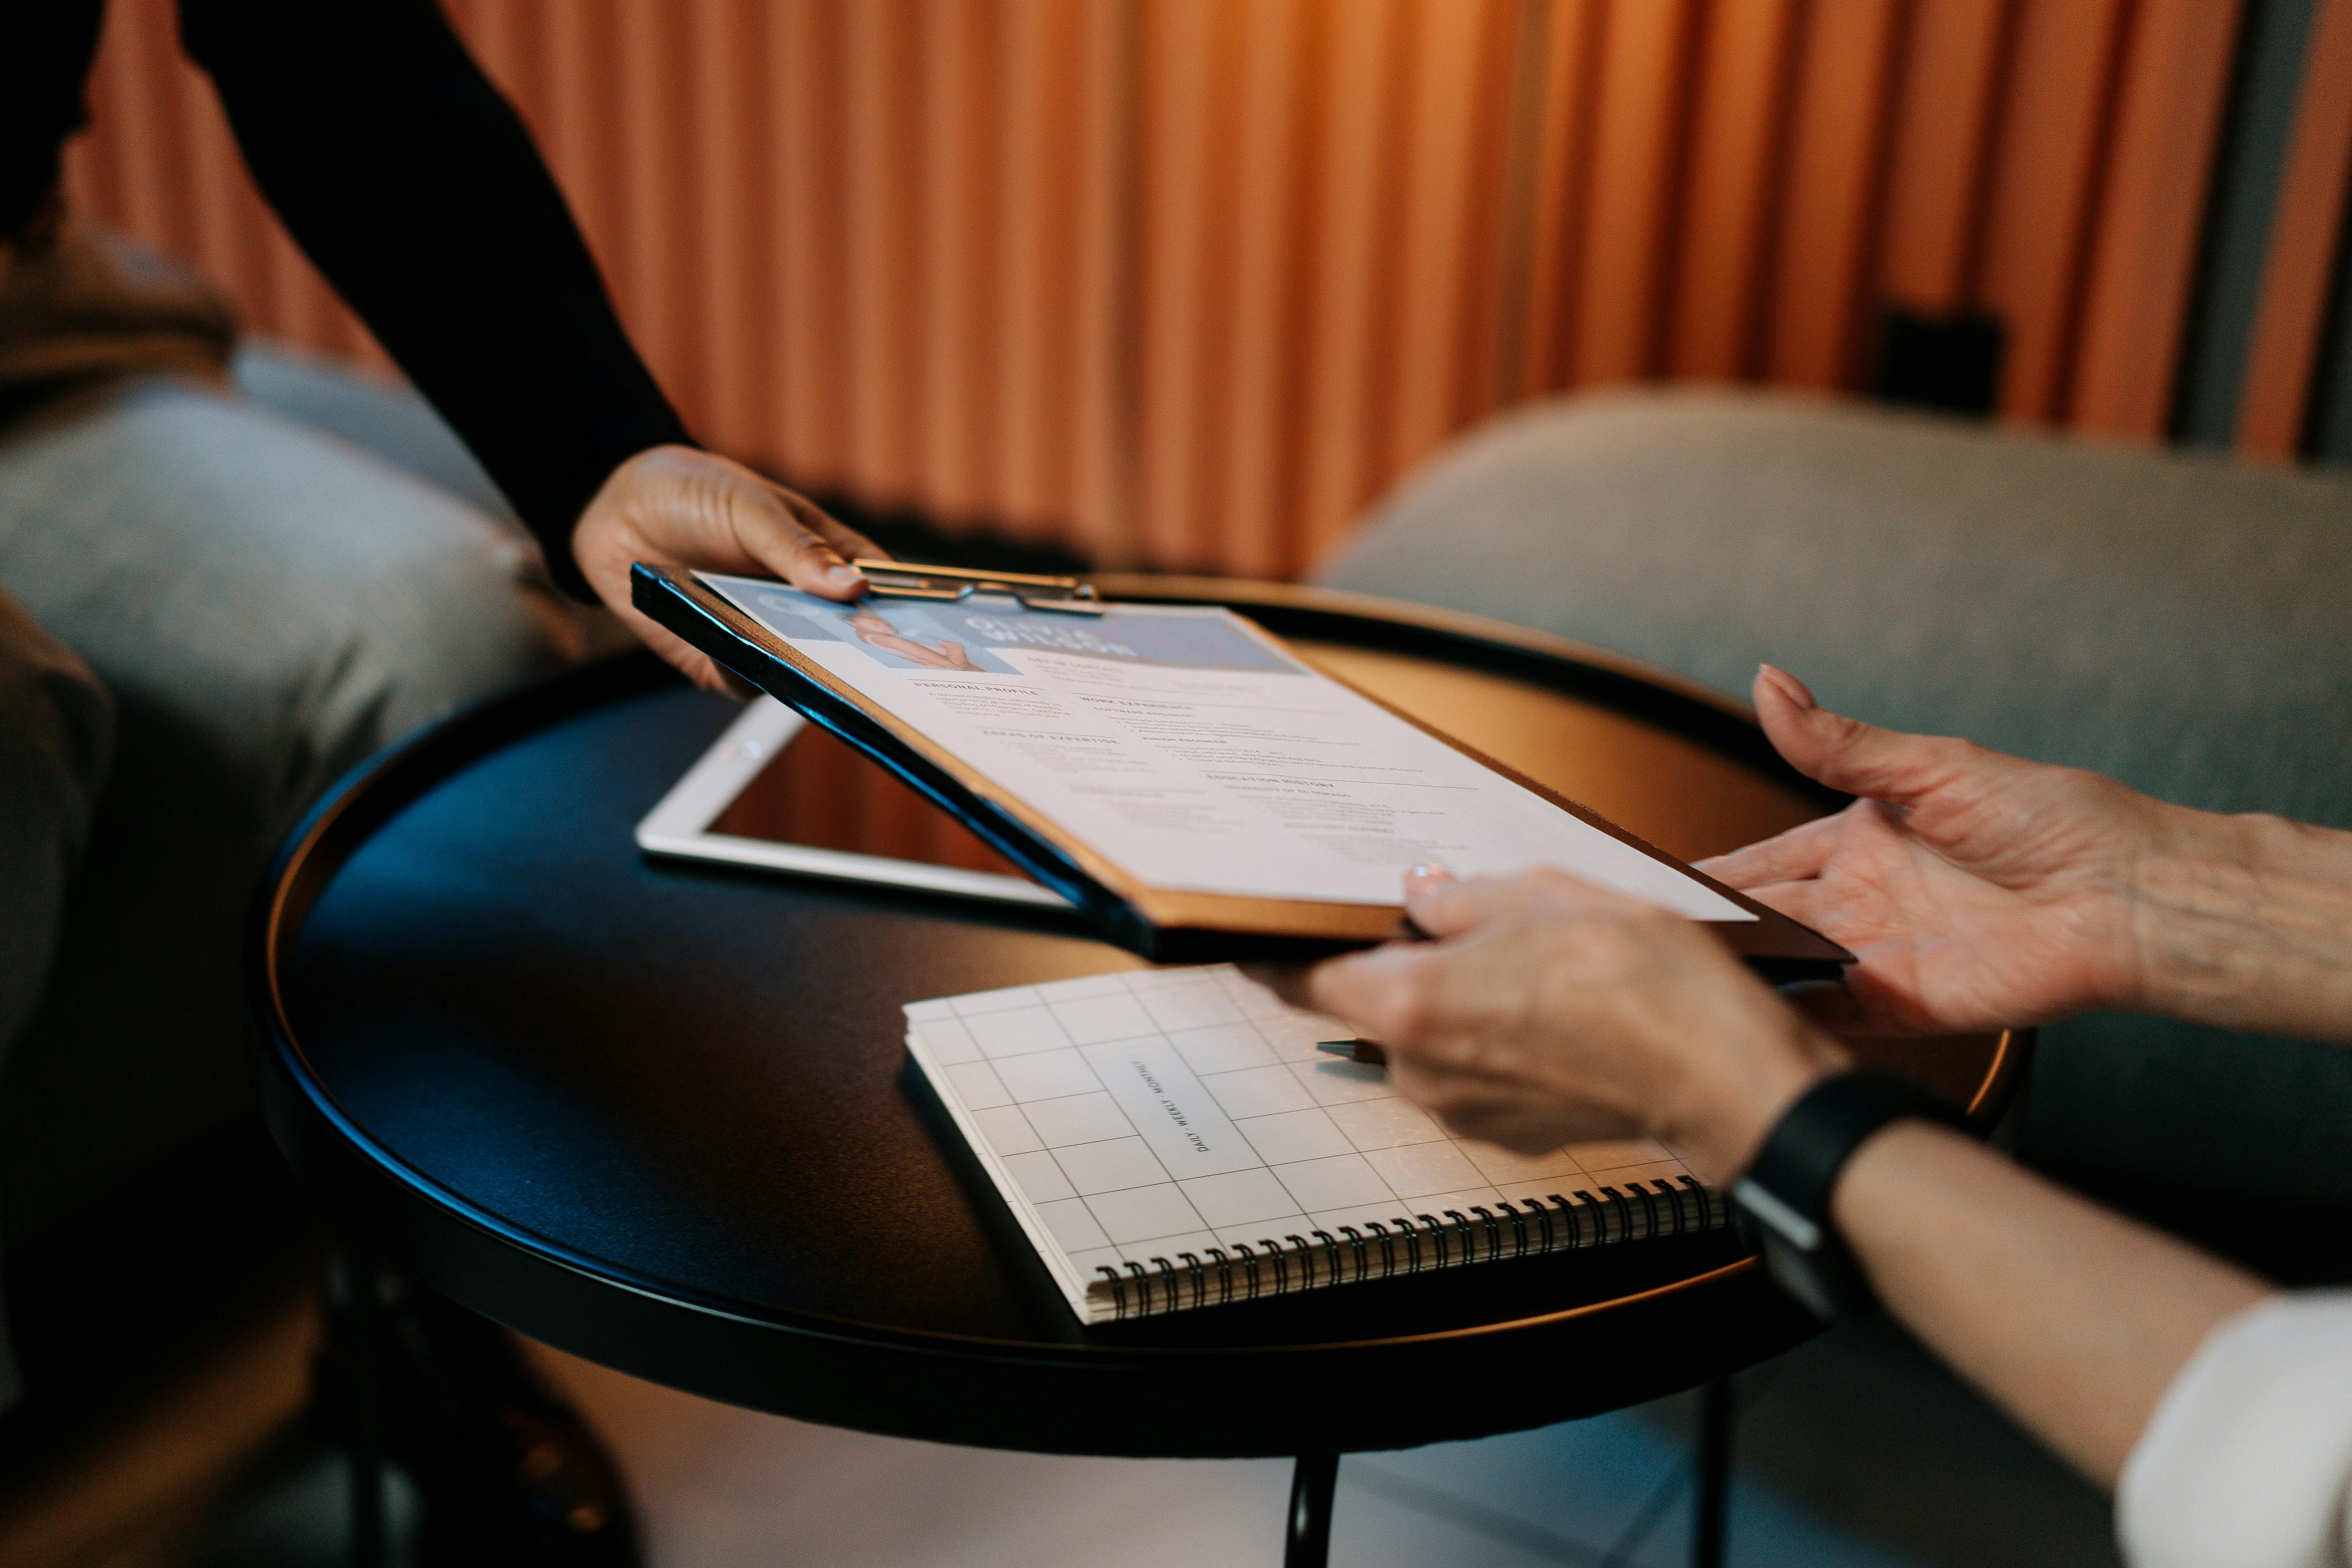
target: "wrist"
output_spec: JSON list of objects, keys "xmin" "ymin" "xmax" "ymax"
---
[
  {"xmin": 2122, "ymin": 809, "xmax": 2352, "ymax": 1037},
  {"xmin": 1733, "ymin": 1071, "xmax": 1969, "ymax": 1321},
  {"xmin": 1664, "ymin": 1011, "xmax": 1850, "ymax": 1185}
]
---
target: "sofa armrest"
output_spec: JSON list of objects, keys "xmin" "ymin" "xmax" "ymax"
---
[{"xmin": 1320, "ymin": 389, "xmax": 2352, "ymax": 1218}]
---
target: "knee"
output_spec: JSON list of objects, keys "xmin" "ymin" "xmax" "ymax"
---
[
  {"xmin": 0, "ymin": 384, "xmax": 577, "ymax": 838},
  {"xmin": 170, "ymin": 415, "xmax": 584, "ymax": 832}
]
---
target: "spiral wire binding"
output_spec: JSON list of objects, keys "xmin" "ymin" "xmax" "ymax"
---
[{"xmin": 1092, "ymin": 1175, "xmax": 1727, "ymax": 1320}]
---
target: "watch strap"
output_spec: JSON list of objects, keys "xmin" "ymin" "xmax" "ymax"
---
[{"xmin": 1733, "ymin": 1069, "xmax": 1967, "ymax": 1320}]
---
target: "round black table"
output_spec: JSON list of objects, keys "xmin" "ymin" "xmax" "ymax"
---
[{"xmin": 250, "ymin": 577, "xmax": 2024, "ymax": 1567}]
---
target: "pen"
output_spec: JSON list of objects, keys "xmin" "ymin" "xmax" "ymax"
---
[
  {"xmin": 1308, "ymin": 905, "xmax": 1430, "ymax": 1068},
  {"xmin": 1309, "ymin": 909, "xmax": 1431, "ymax": 1067}
]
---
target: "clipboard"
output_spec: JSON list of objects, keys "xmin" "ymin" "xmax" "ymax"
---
[{"xmin": 632, "ymin": 562, "xmax": 1854, "ymax": 979}]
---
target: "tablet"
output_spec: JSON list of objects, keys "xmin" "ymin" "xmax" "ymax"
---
[
  {"xmin": 636, "ymin": 695, "xmax": 1070, "ymax": 912},
  {"xmin": 632, "ymin": 563, "xmax": 1852, "ymax": 975}
]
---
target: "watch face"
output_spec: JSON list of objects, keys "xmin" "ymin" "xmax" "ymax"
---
[
  {"xmin": 1732, "ymin": 1177, "xmax": 1823, "ymax": 1251},
  {"xmin": 1734, "ymin": 1181, "xmax": 1850, "ymax": 1323}
]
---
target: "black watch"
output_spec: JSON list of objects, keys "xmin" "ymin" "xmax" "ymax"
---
[{"xmin": 1731, "ymin": 1069, "xmax": 1967, "ymax": 1322}]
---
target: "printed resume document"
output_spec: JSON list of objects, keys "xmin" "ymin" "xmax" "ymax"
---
[{"xmin": 695, "ymin": 573, "xmax": 1751, "ymax": 922}]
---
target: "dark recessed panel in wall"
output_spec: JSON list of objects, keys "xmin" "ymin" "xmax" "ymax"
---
[{"xmin": 1875, "ymin": 310, "xmax": 2005, "ymax": 419}]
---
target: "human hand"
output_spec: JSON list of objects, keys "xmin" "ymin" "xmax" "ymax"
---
[
  {"xmin": 1300, "ymin": 868, "xmax": 1847, "ymax": 1183},
  {"xmin": 1696, "ymin": 666, "xmax": 2196, "ymax": 1034},
  {"xmin": 571, "ymin": 445, "xmax": 886, "ymax": 692}
]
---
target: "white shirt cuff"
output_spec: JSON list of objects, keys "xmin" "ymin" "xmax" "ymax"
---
[{"xmin": 2118, "ymin": 1289, "xmax": 2352, "ymax": 1568}]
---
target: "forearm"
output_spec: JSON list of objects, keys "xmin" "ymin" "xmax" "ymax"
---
[
  {"xmin": 1833, "ymin": 1120, "xmax": 2271, "ymax": 1486},
  {"xmin": 183, "ymin": 0, "xmax": 691, "ymax": 597},
  {"xmin": 2126, "ymin": 809, "xmax": 2352, "ymax": 1042}
]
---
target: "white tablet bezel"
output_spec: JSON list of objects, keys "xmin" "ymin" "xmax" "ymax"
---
[{"xmin": 634, "ymin": 697, "xmax": 1071, "ymax": 911}]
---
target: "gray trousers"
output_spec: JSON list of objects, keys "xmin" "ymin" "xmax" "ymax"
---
[{"xmin": 0, "ymin": 348, "xmax": 578, "ymax": 1408}]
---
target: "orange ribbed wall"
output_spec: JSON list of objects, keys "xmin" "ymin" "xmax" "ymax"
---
[{"xmin": 57, "ymin": 0, "xmax": 2311, "ymax": 576}]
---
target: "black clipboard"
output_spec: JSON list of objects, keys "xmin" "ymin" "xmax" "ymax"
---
[{"xmin": 633, "ymin": 563, "xmax": 1854, "ymax": 979}]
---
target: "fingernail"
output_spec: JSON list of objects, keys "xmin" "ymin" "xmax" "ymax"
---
[
  {"xmin": 825, "ymin": 563, "xmax": 865, "ymax": 588},
  {"xmin": 1407, "ymin": 862, "xmax": 1451, "ymax": 881},
  {"xmin": 1759, "ymin": 664, "xmax": 1816, "ymax": 710}
]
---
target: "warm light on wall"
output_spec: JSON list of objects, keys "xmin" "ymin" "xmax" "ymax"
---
[{"xmin": 60, "ymin": 0, "xmax": 2351, "ymax": 577}]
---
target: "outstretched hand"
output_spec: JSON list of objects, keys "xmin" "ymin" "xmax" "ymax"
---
[
  {"xmin": 1696, "ymin": 667, "xmax": 2188, "ymax": 1034},
  {"xmin": 571, "ymin": 445, "xmax": 887, "ymax": 692}
]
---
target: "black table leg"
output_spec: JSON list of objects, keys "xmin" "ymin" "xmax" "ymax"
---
[
  {"xmin": 326, "ymin": 1247, "xmax": 387, "ymax": 1568},
  {"xmin": 1692, "ymin": 1376, "xmax": 1733, "ymax": 1568},
  {"xmin": 1286, "ymin": 1451, "xmax": 1339, "ymax": 1568}
]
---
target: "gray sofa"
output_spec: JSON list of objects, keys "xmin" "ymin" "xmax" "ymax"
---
[
  {"xmin": 0, "ymin": 346, "xmax": 546, "ymax": 1243},
  {"xmin": 0, "ymin": 346, "xmax": 567, "ymax": 1410},
  {"xmin": 1319, "ymin": 387, "xmax": 2352, "ymax": 1210}
]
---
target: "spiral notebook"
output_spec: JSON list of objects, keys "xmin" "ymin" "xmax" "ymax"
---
[{"xmin": 904, "ymin": 964, "xmax": 1728, "ymax": 1323}]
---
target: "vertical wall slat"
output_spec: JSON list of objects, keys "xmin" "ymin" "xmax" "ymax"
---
[
  {"xmin": 2069, "ymin": 0, "xmax": 2247, "ymax": 439},
  {"xmin": 1298, "ymin": 0, "xmax": 1410, "ymax": 565},
  {"xmin": 1514, "ymin": 0, "xmax": 1605, "ymax": 398},
  {"xmin": 1215, "ymin": 0, "xmax": 1315, "ymax": 579},
  {"xmin": 1668, "ymin": 0, "xmax": 1804, "ymax": 380},
  {"xmin": 1762, "ymin": 0, "xmax": 1905, "ymax": 389},
  {"xmin": 539, "ymin": 3, "xmax": 629, "ymax": 319},
  {"xmin": 775, "ymin": 0, "xmax": 853, "ymax": 489},
  {"xmin": 686, "ymin": 0, "xmax": 773, "ymax": 459},
  {"xmin": 1134, "ymin": 0, "xmax": 1243, "ymax": 570},
  {"xmin": 120, "ymin": 0, "xmax": 197, "ymax": 265},
  {"xmin": 2238, "ymin": 0, "xmax": 2352, "ymax": 458},
  {"xmin": 1571, "ymin": 0, "xmax": 1700, "ymax": 385},
  {"xmin": 180, "ymin": 49, "xmax": 262, "ymax": 328},
  {"xmin": 1487, "ymin": 0, "xmax": 1550, "ymax": 408},
  {"xmin": 1069, "ymin": 0, "xmax": 1138, "ymax": 564},
  {"xmin": 1386, "ymin": 0, "xmax": 1513, "ymax": 479},
  {"xmin": 1441, "ymin": 0, "xmax": 1530, "ymax": 443},
  {"xmin": 845, "ymin": 2, "xmax": 928, "ymax": 508},
  {"xmin": 616, "ymin": 3, "xmax": 700, "ymax": 433},
  {"xmin": 997, "ymin": 0, "xmax": 1108, "ymax": 543},
  {"xmin": 1980, "ymin": 0, "xmax": 2133, "ymax": 423},
  {"xmin": 920, "ymin": 0, "xmax": 1004, "ymax": 527},
  {"xmin": 1878, "ymin": 0, "xmax": 2015, "ymax": 316}
]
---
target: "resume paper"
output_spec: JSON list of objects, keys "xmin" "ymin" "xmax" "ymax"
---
[{"xmin": 699, "ymin": 575, "xmax": 1750, "ymax": 921}]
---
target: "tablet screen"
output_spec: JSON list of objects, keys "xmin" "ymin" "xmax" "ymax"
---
[
  {"xmin": 708, "ymin": 719, "xmax": 1030, "ymax": 878},
  {"xmin": 636, "ymin": 695, "xmax": 1068, "ymax": 910}
]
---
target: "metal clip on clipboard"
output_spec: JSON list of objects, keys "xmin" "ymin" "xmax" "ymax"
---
[{"xmin": 852, "ymin": 559, "xmax": 1104, "ymax": 615}]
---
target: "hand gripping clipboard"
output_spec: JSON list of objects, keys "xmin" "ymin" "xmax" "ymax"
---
[{"xmin": 631, "ymin": 562, "xmax": 1854, "ymax": 978}]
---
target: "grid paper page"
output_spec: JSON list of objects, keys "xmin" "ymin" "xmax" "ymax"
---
[{"xmin": 903, "ymin": 964, "xmax": 1699, "ymax": 1321}]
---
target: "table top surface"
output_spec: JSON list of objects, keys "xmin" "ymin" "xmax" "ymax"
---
[{"xmin": 253, "ymin": 577, "xmax": 2023, "ymax": 1457}]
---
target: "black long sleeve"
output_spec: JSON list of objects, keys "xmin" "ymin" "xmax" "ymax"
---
[{"xmin": 180, "ymin": 0, "xmax": 691, "ymax": 597}]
